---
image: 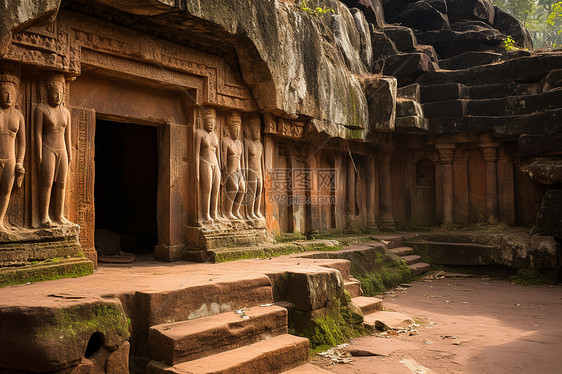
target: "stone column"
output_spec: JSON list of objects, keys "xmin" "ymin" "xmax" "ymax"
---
[
  {"xmin": 155, "ymin": 123, "xmax": 189, "ymax": 261},
  {"xmin": 437, "ymin": 144, "xmax": 456, "ymax": 226},
  {"xmin": 307, "ymin": 151, "xmax": 320, "ymax": 233},
  {"xmin": 481, "ymin": 143, "xmax": 499, "ymax": 224},
  {"xmin": 366, "ymin": 155, "xmax": 377, "ymax": 229},
  {"xmin": 346, "ymin": 155, "xmax": 356, "ymax": 227},
  {"xmin": 453, "ymin": 149, "xmax": 469, "ymax": 225},
  {"xmin": 263, "ymin": 134, "xmax": 279, "ymax": 233},
  {"xmin": 378, "ymin": 146, "xmax": 395, "ymax": 230},
  {"xmin": 333, "ymin": 152, "xmax": 346, "ymax": 230}
]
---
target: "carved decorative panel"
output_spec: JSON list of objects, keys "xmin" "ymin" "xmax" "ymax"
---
[{"xmin": 68, "ymin": 107, "xmax": 95, "ymax": 251}]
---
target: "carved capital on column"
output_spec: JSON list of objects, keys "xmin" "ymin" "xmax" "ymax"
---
[
  {"xmin": 480, "ymin": 143, "xmax": 499, "ymax": 163},
  {"xmin": 436, "ymin": 144, "xmax": 456, "ymax": 165},
  {"xmin": 454, "ymin": 148, "xmax": 470, "ymax": 164}
]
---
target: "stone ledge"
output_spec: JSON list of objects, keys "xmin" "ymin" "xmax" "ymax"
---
[{"xmin": 0, "ymin": 257, "xmax": 93, "ymax": 287}]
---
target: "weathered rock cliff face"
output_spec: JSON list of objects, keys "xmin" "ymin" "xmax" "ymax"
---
[
  {"xmin": 1, "ymin": 0, "xmax": 375, "ymax": 138},
  {"xmin": 97, "ymin": 0, "xmax": 371, "ymax": 139},
  {"xmin": 0, "ymin": 0, "xmax": 60, "ymax": 56}
]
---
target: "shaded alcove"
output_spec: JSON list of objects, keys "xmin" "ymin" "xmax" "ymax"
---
[{"xmin": 95, "ymin": 119, "xmax": 158, "ymax": 255}]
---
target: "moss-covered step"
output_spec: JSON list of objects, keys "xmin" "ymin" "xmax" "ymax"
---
[{"xmin": 0, "ymin": 257, "xmax": 94, "ymax": 287}]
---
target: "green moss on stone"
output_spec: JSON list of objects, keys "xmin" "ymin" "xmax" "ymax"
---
[
  {"xmin": 0, "ymin": 259, "xmax": 94, "ymax": 288},
  {"xmin": 508, "ymin": 268, "xmax": 557, "ymax": 285},
  {"xmin": 354, "ymin": 262, "xmax": 413, "ymax": 296},
  {"xmin": 214, "ymin": 241, "xmax": 343, "ymax": 263},
  {"xmin": 35, "ymin": 302, "xmax": 129, "ymax": 344},
  {"xmin": 297, "ymin": 298, "xmax": 367, "ymax": 352}
]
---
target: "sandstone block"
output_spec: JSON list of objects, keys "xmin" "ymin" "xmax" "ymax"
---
[
  {"xmin": 285, "ymin": 269, "xmax": 344, "ymax": 311},
  {"xmin": 362, "ymin": 76, "xmax": 397, "ymax": 131}
]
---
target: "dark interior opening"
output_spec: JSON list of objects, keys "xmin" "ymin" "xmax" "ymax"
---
[
  {"xmin": 84, "ymin": 332, "xmax": 104, "ymax": 358},
  {"xmin": 95, "ymin": 119, "xmax": 158, "ymax": 255}
]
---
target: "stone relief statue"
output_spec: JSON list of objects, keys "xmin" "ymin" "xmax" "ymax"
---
[
  {"xmin": 194, "ymin": 108, "xmax": 221, "ymax": 224},
  {"xmin": 244, "ymin": 114, "xmax": 264, "ymax": 220},
  {"xmin": 222, "ymin": 111, "xmax": 246, "ymax": 220},
  {"xmin": 0, "ymin": 70, "xmax": 25, "ymax": 232},
  {"xmin": 35, "ymin": 73, "xmax": 72, "ymax": 228}
]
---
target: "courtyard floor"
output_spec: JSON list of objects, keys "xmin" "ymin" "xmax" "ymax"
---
[{"xmin": 313, "ymin": 277, "xmax": 562, "ymax": 374}]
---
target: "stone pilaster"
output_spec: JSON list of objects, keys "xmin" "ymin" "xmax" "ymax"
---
[
  {"xmin": 346, "ymin": 156, "xmax": 356, "ymax": 227},
  {"xmin": 378, "ymin": 146, "xmax": 395, "ymax": 230},
  {"xmin": 367, "ymin": 155, "xmax": 378, "ymax": 229},
  {"xmin": 481, "ymin": 143, "xmax": 499, "ymax": 224},
  {"xmin": 437, "ymin": 144, "xmax": 456, "ymax": 226}
]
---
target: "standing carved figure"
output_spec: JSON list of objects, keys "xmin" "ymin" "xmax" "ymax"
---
[
  {"xmin": 35, "ymin": 73, "xmax": 72, "ymax": 227},
  {"xmin": 222, "ymin": 111, "xmax": 245, "ymax": 220},
  {"xmin": 244, "ymin": 115, "xmax": 264, "ymax": 220},
  {"xmin": 194, "ymin": 108, "xmax": 221, "ymax": 224},
  {"xmin": 0, "ymin": 70, "xmax": 25, "ymax": 232}
]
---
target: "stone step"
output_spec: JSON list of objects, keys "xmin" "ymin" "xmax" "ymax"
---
[
  {"xmin": 420, "ymin": 83, "xmax": 469, "ymax": 103},
  {"xmin": 351, "ymin": 296, "xmax": 383, "ymax": 315},
  {"xmin": 371, "ymin": 235, "xmax": 402, "ymax": 249},
  {"xmin": 430, "ymin": 107, "xmax": 562, "ymax": 137},
  {"xmin": 395, "ymin": 115, "xmax": 429, "ymax": 133},
  {"xmin": 416, "ymin": 53, "xmax": 562, "ymax": 87},
  {"xmin": 439, "ymin": 51, "xmax": 502, "ymax": 70},
  {"xmin": 383, "ymin": 52, "xmax": 436, "ymax": 86},
  {"xmin": 317, "ymin": 259, "xmax": 352, "ymax": 279},
  {"xmin": 390, "ymin": 247, "xmax": 414, "ymax": 256},
  {"xmin": 408, "ymin": 262, "xmax": 431, "ymax": 276},
  {"xmin": 396, "ymin": 98, "xmax": 423, "ymax": 118},
  {"xmin": 423, "ymin": 99, "xmax": 467, "ymax": 119},
  {"xmin": 148, "ymin": 305, "xmax": 288, "ymax": 366},
  {"xmin": 415, "ymin": 44, "xmax": 438, "ymax": 63},
  {"xmin": 401, "ymin": 254, "xmax": 422, "ymax": 265},
  {"xmin": 282, "ymin": 364, "xmax": 333, "ymax": 373},
  {"xmin": 466, "ymin": 88, "xmax": 562, "ymax": 117},
  {"xmin": 134, "ymin": 276, "xmax": 274, "ymax": 332},
  {"xmin": 363, "ymin": 311, "xmax": 413, "ymax": 331},
  {"xmin": 147, "ymin": 334, "xmax": 309, "ymax": 374},
  {"xmin": 397, "ymin": 83, "xmax": 421, "ymax": 101},
  {"xmin": 381, "ymin": 25, "xmax": 418, "ymax": 52},
  {"xmin": 345, "ymin": 279, "xmax": 363, "ymax": 298}
]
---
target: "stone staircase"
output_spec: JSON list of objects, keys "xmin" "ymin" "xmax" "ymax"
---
[
  {"xmin": 396, "ymin": 83, "xmax": 429, "ymax": 133},
  {"xmin": 142, "ymin": 241, "xmax": 423, "ymax": 373},
  {"xmin": 346, "ymin": 283, "xmax": 414, "ymax": 332},
  {"xmin": 143, "ymin": 283, "xmax": 328, "ymax": 374},
  {"xmin": 373, "ymin": 235, "xmax": 431, "ymax": 276}
]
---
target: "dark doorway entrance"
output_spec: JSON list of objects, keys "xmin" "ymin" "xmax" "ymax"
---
[{"xmin": 95, "ymin": 119, "xmax": 158, "ymax": 255}]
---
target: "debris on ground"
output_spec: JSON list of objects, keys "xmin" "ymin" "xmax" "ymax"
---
[{"xmin": 318, "ymin": 343, "xmax": 352, "ymax": 364}]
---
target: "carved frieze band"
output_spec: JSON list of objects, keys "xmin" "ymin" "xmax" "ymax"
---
[{"xmin": 7, "ymin": 10, "xmax": 257, "ymax": 111}]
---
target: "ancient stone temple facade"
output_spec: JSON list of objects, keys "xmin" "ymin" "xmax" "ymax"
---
[{"xmin": 0, "ymin": 0, "xmax": 560, "ymax": 279}]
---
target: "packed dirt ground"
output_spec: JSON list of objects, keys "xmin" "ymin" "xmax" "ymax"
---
[{"xmin": 313, "ymin": 276, "xmax": 562, "ymax": 374}]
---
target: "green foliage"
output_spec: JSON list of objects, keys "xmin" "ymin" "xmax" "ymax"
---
[
  {"xmin": 297, "ymin": 0, "xmax": 335, "ymax": 16},
  {"xmin": 354, "ymin": 263, "xmax": 413, "ymax": 296},
  {"xmin": 503, "ymin": 35, "xmax": 519, "ymax": 50},
  {"xmin": 493, "ymin": 0, "xmax": 562, "ymax": 48},
  {"xmin": 508, "ymin": 268, "xmax": 557, "ymax": 285}
]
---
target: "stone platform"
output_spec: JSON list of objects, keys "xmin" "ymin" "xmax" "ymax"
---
[
  {"xmin": 398, "ymin": 228, "xmax": 559, "ymax": 272},
  {"xmin": 0, "ymin": 243, "xmax": 416, "ymax": 374},
  {"xmin": 157, "ymin": 220, "xmax": 276, "ymax": 262},
  {"xmin": 0, "ymin": 224, "xmax": 93, "ymax": 287}
]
